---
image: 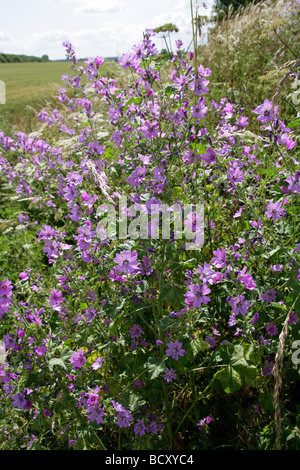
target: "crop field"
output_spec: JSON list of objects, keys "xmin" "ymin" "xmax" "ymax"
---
[
  {"xmin": 0, "ymin": 0, "xmax": 299, "ymax": 453},
  {"xmin": 0, "ymin": 60, "xmax": 121, "ymax": 133}
]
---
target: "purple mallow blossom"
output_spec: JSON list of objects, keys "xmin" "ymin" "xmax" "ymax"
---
[
  {"xmin": 114, "ymin": 250, "xmax": 139, "ymax": 275},
  {"xmin": 197, "ymin": 416, "xmax": 213, "ymax": 431},
  {"xmin": 211, "ymin": 248, "xmax": 226, "ymax": 268},
  {"xmin": 285, "ymin": 172, "xmax": 300, "ymax": 194},
  {"xmin": 166, "ymin": 340, "xmax": 186, "ymax": 360},
  {"xmin": 185, "ymin": 283, "xmax": 211, "ymax": 307},
  {"xmin": 260, "ymin": 289, "xmax": 277, "ymax": 302},
  {"xmin": 163, "ymin": 368, "xmax": 177, "ymax": 383},
  {"xmin": 134, "ymin": 419, "xmax": 146, "ymax": 436},
  {"xmin": 253, "ymin": 99, "xmax": 279, "ymax": 124},
  {"xmin": 266, "ymin": 322, "xmax": 278, "ymax": 336},
  {"xmin": 86, "ymin": 404, "xmax": 105, "ymax": 424},
  {"xmin": 69, "ymin": 349, "xmax": 87, "ymax": 370},
  {"xmin": 12, "ymin": 393, "xmax": 27, "ymax": 409},
  {"xmin": 237, "ymin": 267, "xmax": 256, "ymax": 290},
  {"xmin": 0, "ymin": 278, "xmax": 13, "ymax": 319},
  {"xmin": 129, "ymin": 324, "xmax": 143, "ymax": 338},
  {"xmin": 229, "ymin": 295, "xmax": 251, "ymax": 316},
  {"xmin": 265, "ymin": 199, "xmax": 286, "ymax": 221}
]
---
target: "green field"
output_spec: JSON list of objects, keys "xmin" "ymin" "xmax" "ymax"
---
[
  {"xmin": 0, "ymin": 60, "xmax": 120, "ymax": 134},
  {"xmin": 0, "ymin": 61, "xmax": 71, "ymax": 132}
]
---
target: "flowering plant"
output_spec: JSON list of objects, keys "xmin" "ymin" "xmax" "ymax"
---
[{"xmin": 0, "ymin": 6, "xmax": 299, "ymax": 450}]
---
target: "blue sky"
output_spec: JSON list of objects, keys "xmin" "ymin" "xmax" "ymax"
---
[{"xmin": 0, "ymin": 0, "xmax": 213, "ymax": 60}]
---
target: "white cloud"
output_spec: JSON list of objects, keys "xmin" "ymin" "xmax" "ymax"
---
[
  {"xmin": 0, "ymin": 31, "xmax": 13, "ymax": 42},
  {"xmin": 74, "ymin": 0, "xmax": 126, "ymax": 14}
]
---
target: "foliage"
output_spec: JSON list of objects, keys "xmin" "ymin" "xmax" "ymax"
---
[
  {"xmin": 0, "ymin": 3, "xmax": 299, "ymax": 451},
  {"xmin": 212, "ymin": 0, "xmax": 262, "ymax": 21},
  {"xmin": 0, "ymin": 53, "xmax": 50, "ymax": 63},
  {"xmin": 199, "ymin": 0, "xmax": 300, "ymax": 129}
]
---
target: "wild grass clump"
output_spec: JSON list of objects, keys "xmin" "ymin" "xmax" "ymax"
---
[
  {"xmin": 0, "ymin": 3, "xmax": 299, "ymax": 451},
  {"xmin": 198, "ymin": 0, "xmax": 300, "ymax": 129}
]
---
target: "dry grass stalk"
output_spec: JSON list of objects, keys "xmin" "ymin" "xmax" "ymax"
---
[
  {"xmin": 272, "ymin": 59, "xmax": 300, "ymax": 105},
  {"xmin": 272, "ymin": 312, "xmax": 290, "ymax": 450},
  {"xmin": 85, "ymin": 159, "xmax": 114, "ymax": 204}
]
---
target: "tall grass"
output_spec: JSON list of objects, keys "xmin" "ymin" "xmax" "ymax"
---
[{"xmin": 198, "ymin": 0, "xmax": 300, "ymax": 128}]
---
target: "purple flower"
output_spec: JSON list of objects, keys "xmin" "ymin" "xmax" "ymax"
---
[
  {"xmin": 201, "ymin": 147, "xmax": 216, "ymax": 164},
  {"xmin": 129, "ymin": 324, "xmax": 143, "ymax": 338},
  {"xmin": 265, "ymin": 199, "xmax": 286, "ymax": 221},
  {"xmin": 228, "ymin": 314, "xmax": 237, "ymax": 326},
  {"xmin": 266, "ymin": 322, "xmax": 278, "ymax": 336},
  {"xmin": 228, "ymin": 167, "xmax": 244, "ymax": 184},
  {"xmin": 38, "ymin": 224, "xmax": 56, "ymax": 240},
  {"xmin": 166, "ymin": 340, "xmax": 186, "ymax": 360},
  {"xmin": 270, "ymin": 264, "xmax": 283, "ymax": 272},
  {"xmin": 190, "ymin": 76, "xmax": 210, "ymax": 95},
  {"xmin": 134, "ymin": 419, "xmax": 146, "ymax": 436},
  {"xmin": 191, "ymin": 98, "xmax": 208, "ymax": 119},
  {"xmin": 185, "ymin": 283, "xmax": 211, "ymax": 307},
  {"xmin": 68, "ymin": 440, "xmax": 77, "ymax": 448},
  {"xmin": 236, "ymin": 115, "xmax": 249, "ymax": 127},
  {"xmin": 197, "ymin": 262, "xmax": 217, "ymax": 285},
  {"xmin": 118, "ymin": 52, "xmax": 140, "ymax": 70},
  {"xmin": 163, "ymin": 368, "xmax": 177, "ymax": 383},
  {"xmin": 114, "ymin": 250, "xmax": 139, "ymax": 275},
  {"xmin": 116, "ymin": 409, "xmax": 133, "ymax": 428},
  {"xmin": 69, "ymin": 349, "xmax": 87, "ymax": 370},
  {"xmin": 289, "ymin": 312, "xmax": 297, "ymax": 324},
  {"xmin": 260, "ymin": 289, "xmax": 277, "ymax": 302},
  {"xmin": 262, "ymin": 359, "xmax": 274, "ymax": 377},
  {"xmin": 141, "ymin": 120, "xmax": 159, "ymax": 139},
  {"xmin": 86, "ymin": 404, "xmax": 105, "ymax": 424},
  {"xmin": 49, "ymin": 288, "xmax": 64, "ymax": 311},
  {"xmin": 197, "ymin": 416, "xmax": 213, "ymax": 431},
  {"xmin": 211, "ymin": 248, "xmax": 226, "ymax": 268},
  {"xmin": 35, "ymin": 346, "xmax": 47, "ymax": 356},
  {"xmin": 253, "ymin": 99, "xmax": 278, "ymax": 124},
  {"xmin": 237, "ymin": 267, "xmax": 256, "ymax": 290},
  {"xmin": 250, "ymin": 312, "xmax": 260, "ymax": 324},
  {"xmin": 285, "ymin": 172, "xmax": 300, "ymax": 193},
  {"xmin": 74, "ymin": 220, "xmax": 96, "ymax": 250},
  {"xmin": 12, "ymin": 392, "xmax": 27, "ymax": 409},
  {"xmin": 91, "ymin": 357, "xmax": 103, "ymax": 370},
  {"xmin": 19, "ymin": 272, "xmax": 29, "ymax": 280},
  {"xmin": 205, "ymin": 335, "xmax": 217, "ymax": 348},
  {"xmin": 229, "ymin": 295, "xmax": 251, "ymax": 316}
]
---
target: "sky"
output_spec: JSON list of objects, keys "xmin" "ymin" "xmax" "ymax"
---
[{"xmin": 0, "ymin": 0, "xmax": 214, "ymax": 60}]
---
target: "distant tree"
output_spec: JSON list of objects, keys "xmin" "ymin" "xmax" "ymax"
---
[
  {"xmin": 41, "ymin": 54, "xmax": 49, "ymax": 62},
  {"xmin": 153, "ymin": 23, "xmax": 179, "ymax": 57},
  {"xmin": 212, "ymin": 0, "xmax": 262, "ymax": 21}
]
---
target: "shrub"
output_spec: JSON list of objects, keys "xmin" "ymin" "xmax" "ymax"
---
[{"xmin": 0, "ymin": 7, "xmax": 299, "ymax": 451}]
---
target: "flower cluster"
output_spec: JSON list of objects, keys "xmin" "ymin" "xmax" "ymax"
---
[{"xmin": 0, "ymin": 20, "xmax": 299, "ymax": 451}]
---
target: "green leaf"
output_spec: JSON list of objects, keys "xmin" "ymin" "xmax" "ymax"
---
[
  {"xmin": 165, "ymin": 85, "xmax": 179, "ymax": 96},
  {"xmin": 213, "ymin": 344, "xmax": 259, "ymax": 393},
  {"xmin": 156, "ymin": 316, "xmax": 176, "ymax": 332},
  {"xmin": 190, "ymin": 337, "xmax": 210, "ymax": 356},
  {"xmin": 159, "ymin": 284, "xmax": 185, "ymax": 310},
  {"xmin": 122, "ymin": 392, "xmax": 146, "ymax": 411},
  {"xmin": 48, "ymin": 347, "xmax": 74, "ymax": 372},
  {"xmin": 48, "ymin": 357, "xmax": 67, "ymax": 372},
  {"xmin": 262, "ymin": 246, "xmax": 281, "ymax": 259},
  {"xmin": 144, "ymin": 356, "xmax": 166, "ymax": 380},
  {"xmin": 126, "ymin": 96, "xmax": 143, "ymax": 106},
  {"xmin": 287, "ymin": 118, "xmax": 300, "ymax": 128}
]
